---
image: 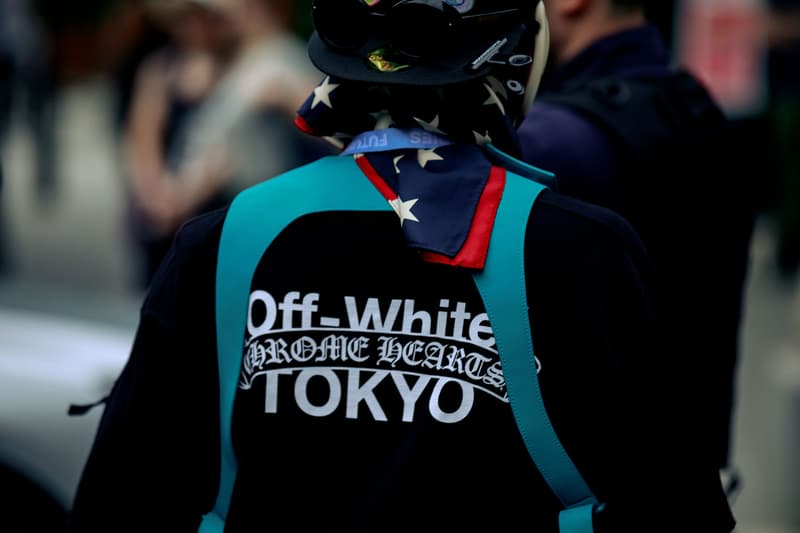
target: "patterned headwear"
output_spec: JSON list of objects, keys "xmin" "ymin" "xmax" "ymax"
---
[
  {"xmin": 307, "ymin": 0, "xmax": 540, "ymax": 87},
  {"xmin": 296, "ymin": 74, "xmax": 525, "ymax": 156},
  {"xmin": 294, "ymin": 74, "xmax": 529, "ymax": 270},
  {"xmin": 293, "ymin": 1, "xmax": 547, "ymax": 269}
]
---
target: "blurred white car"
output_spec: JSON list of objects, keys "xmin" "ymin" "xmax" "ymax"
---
[{"xmin": 0, "ymin": 302, "xmax": 135, "ymax": 532}]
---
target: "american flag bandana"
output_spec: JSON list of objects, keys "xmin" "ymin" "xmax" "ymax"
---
[{"xmin": 295, "ymin": 75, "xmax": 527, "ymax": 270}]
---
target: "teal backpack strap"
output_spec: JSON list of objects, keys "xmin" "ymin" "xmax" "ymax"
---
[
  {"xmin": 472, "ymin": 171, "xmax": 600, "ymax": 532},
  {"xmin": 200, "ymin": 156, "xmax": 389, "ymax": 533}
]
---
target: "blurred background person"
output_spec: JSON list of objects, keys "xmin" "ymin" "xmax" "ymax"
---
[
  {"xmin": 0, "ymin": 0, "xmax": 56, "ymax": 204},
  {"xmin": 176, "ymin": 0, "xmax": 334, "ymax": 206},
  {"xmin": 107, "ymin": 0, "xmax": 171, "ymax": 135},
  {"xmin": 516, "ymin": 0, "xmax": 756, "ymax": 488},
  {"xmin": 0, "ymin": 4, "xmax": 13, "ymax": 143},
  {"xmin": 0, "ymin": 12, "xmax": 11, "ymax": 275},
  {"xmin": 0, "ymin": 136, "xmax": 5, "ymax": 275},
  {"xmin": 656, "ymin": 0, "xmax": 800, "ymax": 281},
  {"xmin": 123, "ymin": 0, "xmax": 332, "ymax": 289},
  {"xmin": 763, "ymin": 0, "xmax": 800, "ymax": 278},
  {"xmin": 0, "ymin": 0, "xmax": 52, "ymax": 276},
  {"xmin": 122, "ymin": 0, "xmax": 235, "ymax": 288}
]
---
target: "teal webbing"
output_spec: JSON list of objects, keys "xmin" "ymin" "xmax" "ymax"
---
[
  {"xmin": 201, "ymin": 156, "xmax": 389, "ymax": 532},
  {"xmin": 472, "ymin": 172, "xmax": 598, "ymax": 524},
  {"xmin": 559, "ymin": 503, "xmax": 598, "ymax": 533}
]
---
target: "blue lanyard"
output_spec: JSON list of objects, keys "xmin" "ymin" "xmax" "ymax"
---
[{"xmin": 342, "ymin": 127, "xmax": 453, "ymax": 155}]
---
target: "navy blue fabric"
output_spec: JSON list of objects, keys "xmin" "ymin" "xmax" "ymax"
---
[
  {"xmin": 364, "ymin": 146, "xmax": 491, "ymax": 256},
  {"xmin": 518, "ymin": 25, "xmax": 668, "ymax": 201},
  {"xmin": 518, "ymin": 104, "xmax": 622, "ymax": 211},
  {"xmin": 517, "ymin": 22, "xmax": 756, "ymax": 472},
  {"xmin": 537, "ymin": 25, "xmax": 671, "ymax": 92}
]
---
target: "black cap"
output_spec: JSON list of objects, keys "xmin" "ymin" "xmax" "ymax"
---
[{"xmin": 308, "ymin": 0, "xmax": 539, "ymax": 86}]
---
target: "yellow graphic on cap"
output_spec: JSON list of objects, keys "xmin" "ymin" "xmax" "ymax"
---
[{"xmin": 367, "ymin": 48, "xmax": 410, "ymax": 73}]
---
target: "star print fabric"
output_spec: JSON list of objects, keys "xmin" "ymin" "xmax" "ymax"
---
[
  {"xmin": 296, "ymin": 76, "xmax": 524, "ymax": 154},
  {"xmin": 294, "ymin": 75, "xmax": 527, "ymax": 269}
]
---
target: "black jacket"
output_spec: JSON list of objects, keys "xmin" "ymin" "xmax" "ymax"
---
[
  {"xmin": 68, "ymin": 154, "xmax": 734, "ymax": 532},
  {"xmin": 519, "ymin": 25, "xmax": 756, "ymax": 469}
]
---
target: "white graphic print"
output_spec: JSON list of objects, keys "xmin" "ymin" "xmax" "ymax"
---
[{"xmin": 241, "ymin": 290, "xmax": 541, "ymax": 423}]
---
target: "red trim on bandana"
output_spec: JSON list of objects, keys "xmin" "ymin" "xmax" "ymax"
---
[
  {"xmin": 356, "ymin": 154, "xmax": 506, "ymax": 270},
  {"xmin": 294, "ymin": 115, "xmax": 318, "ymax": 136},
  {"xmin": 355, "ymin": 155, "xmax": 397, "ymax": 200},
  {"xmin": 419, "ymin": 166, "xmax": 505, "ymax": 270}
]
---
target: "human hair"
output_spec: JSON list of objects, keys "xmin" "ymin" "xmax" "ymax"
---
[{"xmin": 255, "ymin": 0, "xmax": 291, "ymax": 23}]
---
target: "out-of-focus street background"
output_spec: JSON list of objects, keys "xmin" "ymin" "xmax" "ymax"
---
[{"xmin": 0, "ymin": 0, "xmax": 799, "ymax": 532}]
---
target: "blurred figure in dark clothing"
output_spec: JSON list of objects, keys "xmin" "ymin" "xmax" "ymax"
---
[
  {"xmin": 0, "ymin": 131, "xmax": 6, "ymax": 274},
  {"xmin": 765, "ymin": 0, "xmax": 800, "ymax": 277},
  {"xmin": 517, "ymin": 0, "xmax": 756, "ymax": 481},
  {"xmin": 0, "ymin": 45, "xmax": 12, "ymax": 140},
  {"xmin": 122, "ymin": 0, "xmax": 235, "ymax": 288},
  {"xmin": 109, "ymin": 2, "xmax": 171, "ymax": 132},
  {"xmin": 0, "ymin": 0, "xmax": 57, "ymax": 204},
  {"xmin": 0, "ymin": 35, "xmax": 9, "ymax": 274}
]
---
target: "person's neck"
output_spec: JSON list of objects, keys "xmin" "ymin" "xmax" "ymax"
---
[{"xmin": 557, "ymin": 11, "xmax": 647, "ymax": 65}]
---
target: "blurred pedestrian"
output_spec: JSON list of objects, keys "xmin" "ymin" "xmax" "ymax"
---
[
  {"xmin": 0, "ymin": 0, "xmax": 57, "ymax": 204},
  {"xmin": 67, "ymin": 1, "xmax": 734, "ymax": 532},
  {"xmin": 108, "ymin": 0, "xmax": 172, "ymax": 133},
  {"xmin": 764, "ymin": 0, "xmax": 800, "ymax": 277},
  {"xmin": 0, "ymin": 145, "xmax": 6, "ymax": 274},
  {"xmin": 517, "ymin": 0, "xmax": 756, "ymax": 479},
  {"xmin": 122, "ymin": 0, "xmax": 235, "ymax": 288},
  {"xmin": 0, "ymin": 35, "xmax": 11, "ymax": 273},
  {"xmin": 0, "ymin": 36, "xmax": 12, "ymax": 142},
  {"xmin": 178, "ymin": 0, "xmax": 334, "ymax": 202}
]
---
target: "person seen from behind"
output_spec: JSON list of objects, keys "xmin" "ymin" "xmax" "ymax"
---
[
  {"xmin": 67, "ymin": 1, "xmax": 735, "ymax": 531},
  {"xmin": 517, "ymin": 0, "xmax": 756, "ymax": 489}
]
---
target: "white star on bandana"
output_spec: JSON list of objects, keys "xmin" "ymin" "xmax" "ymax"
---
[
  {"xmin": 413, "ymin": 114, "xmax": 447, "ymax": 135},
  {"xmin": 370, "ymin": 111, "xmax": 395, "ymax": 130},
  {"xmin": 417, "ymin": 148, "xmax": 444, "ymax": 168},
  {"xmin": 389, "ymin": 196, "xmax": 420, "ymax": 226},
  {"xmin": 312, "ymin": 76, "xmax": 339, "ymax": 109},
  {"xmin": 473, "ymin": 130, "xmax": 493, "ymax": 145},
  {"xmin": 483, "ymin": 83, "xmax": 506, "ymax": 115},
  {"xmin": 486, "ymin": 76, "xmax": 509, "ymax": 100}
]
